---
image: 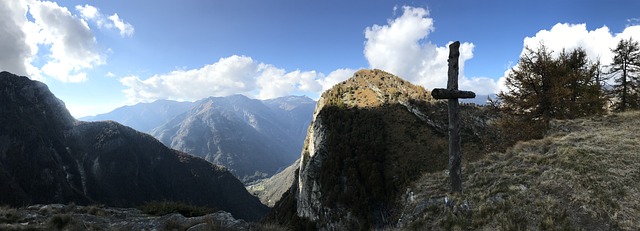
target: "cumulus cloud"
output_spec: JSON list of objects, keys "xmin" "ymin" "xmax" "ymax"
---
[
  {"xmin": 498, "ymin": 23, "xmax": 640, "ymax": 92},
  {"xmin": 75, "ymin": 4, "xmax": 100, "ymax": 21},
  {"xmin": 364, "ymin": 6, "xmax": 500, "ymax": 95},
  {"xmin": 120, "ymin": 54, "xmax": 358, "ymax": 104},
  {"xmin": 122, "ymin": 55, "xmax": 324, "ymax": 103},
  {"xmin": 0, "ymin": 1, "xmax": 126, "ymax": 82},
  {"xmin": 108, "ymin": 13, "xmax": 134, "ymax": 37},
  {"xmin": 318, "ymin": 68, "xmax": 358, "ymax": 91},
  {"xmin": 0, "ymin": 1, "xmax": 39, "ymax": 79},
  {"xmin": 76, "ymin": 4, "xmax": 134, "ymax": 37},
  {"xmin": 522, "ymin": 23, "xmax": 617, "ymax": 64},
  {"xmin": 255, "ymin": 67, "xmax": 323, "ymax": 99},
  {"xmin": 27, "ymin": 0, "xmax": 104, "ymax": 82},
  {"xmin": 121, "ymin": 56, "xmax": 257, "ymax": 103}
]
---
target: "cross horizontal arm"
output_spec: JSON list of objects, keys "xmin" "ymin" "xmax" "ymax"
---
[{"xmin": 431, "ymin": 88, "xmax": 476, "ymax": 99}]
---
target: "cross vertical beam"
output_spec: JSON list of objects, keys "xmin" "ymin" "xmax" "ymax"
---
[{"xmin": 431, "ymin": 41, "xmax": 476, "ymax": 193}]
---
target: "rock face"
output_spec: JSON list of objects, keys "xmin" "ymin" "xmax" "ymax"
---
[
  {"xmin": 80, "ymin": 100, "xmax": 196, "ymax": 133},
  {"xmin": 0, "ymin": 71, "xmax": 268, "ymax": 221},
  {"xmin": 151, "ymin": 95, "xmax": 314, "ymax": 182},
  {"xmin": 270, "ymin": 69, "xmax": 493, "ymax": 229}
]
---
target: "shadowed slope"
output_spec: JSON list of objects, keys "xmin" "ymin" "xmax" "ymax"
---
[{"xmin": 0, "ymin": 71, "xmax": 268, "ymax": 221}]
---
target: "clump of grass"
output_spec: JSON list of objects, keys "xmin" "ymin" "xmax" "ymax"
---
[
  {"xmin": 85, "ymin": 204, "xmax": 107, "ymax": 217},
  {"xmin": 139, "ymin": 201, "xmax": 216, "ymax": 217},
  {"xmin": 47, "ymin": 214, "xmax": 76, "ymax": 230},
  {"xmin": 71, "ymin": 204, "xmax": 107, "ymax": 217},
  {"xmin": 256, "ymin": 223, "xmax": 292, "ymax": 231}
]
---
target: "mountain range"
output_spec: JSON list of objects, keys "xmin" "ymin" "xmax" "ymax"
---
[
  {"xmin": 81, "ymin": 100, "xmax": 197, "ymax": 133},
  {"xmin": 0, "ymin": 71, "xmax": 268, "ymax": 221},
  {"xmin": 82, "ymin": 95, "xmax": 315, "ymax": 183}
]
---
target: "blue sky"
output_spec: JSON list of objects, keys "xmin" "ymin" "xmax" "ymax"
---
[{"xmin": 2, "ymin": 0, "xmax": 640, "ymax": 117}]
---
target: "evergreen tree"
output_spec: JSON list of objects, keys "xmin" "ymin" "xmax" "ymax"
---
[
  {"xmin": 607, "ymin": 38, "xmax": 640, "ymax": 111},
  {"xmin": 497, "ymin": 44, "xmax": 605, "ymax": 144},
  {"xmin": 556, "ymin": 48, "xmax": 606, "ymax": 117}
]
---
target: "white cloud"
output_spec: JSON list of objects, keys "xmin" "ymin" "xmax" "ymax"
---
[
  {"xmin": 66, "ymin": 101, "xmax": 123, "ymax": 118},
  {"xmin": 27, "ymin": 0, "xmax": 104, "ymax": 82},
  {"xmin": 522, "ymin": 23, "xmax": 617, "ymax": 65},
  {"xmin": 76, "ymin": 4, "xmax": 134, "ymax": 37},
  {"xmin": 0, "ymin": 0, "xmax": 39, "ymax": 79},
  {"xmin": 0, "ymin": 0, "xmax": 117, "ymax": 82},
  {"xmin": 363, "ymin": 6, "xmax": 500, "ymax": 95},
  {"xmin": 121, "ymin": 55, "xmax": 258, "ymax": 103},
  {"xmin": 497, "ymin": 23, "xmax": 640, "ymax": 92},
  {"xmin": 255, "ymin": 67, "xmax": 323, "ymax": 99},
  {"xmin": 108, "ymin": 13, "xmax": 134, "ymax": 37},
  {"xmin": 120, "ymin": 55, "xmax": 357, "ymax": 104},
  {"xmin": 120, "ymin": 55, "xmax": 359, "ymax": 103},
  {"xmin": 75, "ymin": 4, "xmax": 99, "ymax": 20},
  {"xmin": 318, "ymin": 68, "xmax": 358, "ymax": 91}
]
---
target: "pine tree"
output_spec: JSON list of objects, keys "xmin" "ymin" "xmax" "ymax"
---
[
  {"xmin": 556, "ymin": 48, "xmax": 606, "ymax": 117},
  {"xmin": 497, "ymin": 44, "xmax": 606, "ymax": 144},
  {"xmin": 608, "ymin": 38, "xmax": 640, "ymax": 111}
]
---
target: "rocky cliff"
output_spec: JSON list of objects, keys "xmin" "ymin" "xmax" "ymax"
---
[
  {"xmin": 0, "ymin": 71, "xmax": 268, "ymax": 221},
  {"xmin": 269, "ymin": 69, "xmax": 494, "ymax": 229}
]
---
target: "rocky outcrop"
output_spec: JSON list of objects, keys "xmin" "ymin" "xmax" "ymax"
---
[
  {"xmin": 0, "ymin": 71, "xmax": 268, "ymax": 221},
  {"xmin": 270, "ymin": 69, "xmax": 494, "ymax": 230},
  {"xmin": 0, "ymin": 204, "xmax": 249, "ymax": 230}
]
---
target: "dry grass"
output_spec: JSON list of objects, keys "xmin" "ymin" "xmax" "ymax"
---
[
  {"xmin": 400, "ymin": 111, "xmax": 640, "ymax": 230},
  {"xmin": 139, "ymin": 201, "xmax": 216, "ymax": 217},
  {"xmin": 321, "ymin": 69, "xmax": 433, "ymax": 109}
]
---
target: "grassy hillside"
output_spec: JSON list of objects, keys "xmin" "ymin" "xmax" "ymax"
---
[{"xmin": 398, "ymin": 111, "xmax": 640, "ymax": 230}]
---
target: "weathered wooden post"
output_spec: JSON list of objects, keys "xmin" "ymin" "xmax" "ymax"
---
[{"xmin": 431, "ymin": 41, "xmax": 475, "ymax": 193}]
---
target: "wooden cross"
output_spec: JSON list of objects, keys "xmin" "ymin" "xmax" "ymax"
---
[{"xmin": 431, "ymin": 41, "xmax": 475, "ymax": 193}]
